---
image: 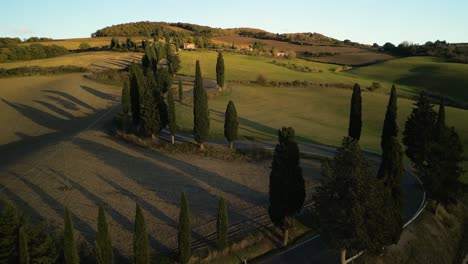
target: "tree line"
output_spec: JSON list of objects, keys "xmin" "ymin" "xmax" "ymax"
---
[
  {"xmin": 0, "ymin": 194, "xmax": 229, "ymax": 264},
  {"xmin": 0, "ymin": 43, "xmax": 68, "ymax": 63}
]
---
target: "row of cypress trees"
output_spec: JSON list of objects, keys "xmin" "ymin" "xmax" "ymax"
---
[{"xmin": 0, "ymin": 194, "xmax": 230, "ymax": 264}]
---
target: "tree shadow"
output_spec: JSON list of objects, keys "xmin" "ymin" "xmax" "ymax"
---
[
  {"xmin": 42, "ymin": 90, "xmax": 96, "ymax": 111},
  {"xmin": 33, "ymin": 100, "xmax": 75, "ymax": 119},
  {"xmin": 80, "ymin": 85, "xmax": 118, "ymax": 102},
  {"xmin": 44, "ymin": 95, "xmax": 80, "ymax": 111}
]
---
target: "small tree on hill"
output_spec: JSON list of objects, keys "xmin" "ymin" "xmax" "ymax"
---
[
  {"xmin": 122, "ymin": 81, "xmax": 131, "ymax": 114},
  {"xmin": 217, "ymin": 197, "xmax": 228, "ymax": 251},
  {"xmin": 348, "ymin": 83, "xmax": 362, "ymax": 141},
  {"xmin": 18, "ymin": 226, "xmax": 29, "ymax": 264},
  {"xmin": 178, "ymin": 79, "xmax": 183, "ymax": 102},
  {"xmin": 168, "ymin": 89, "xmax": 177, "ymax": 144},
  {"xmin": 134, "ymin": 204, "xmax": 150, "ymax": 264},
  {"xmin": 216, "ymin": 52, "xmax": 225, "ymax": 89},
  {"xmin": 96, "ymin": 205, "xmax": 113, "ymax": 264},
  {"xmin": 224, "ymin": 100, "xmax": 238, "ymax": 149},
  {"xmin": 403, "ymin": 92, "xmax": 437, "ymax": 169},
  {"xmin": 268, "ymin": 127, "xmax": 305, "ymax": 247},
  {"xmin": 193, "ymin": 60, "xmax": 210, "ymax": 150},
  {"xmin": 178, "ymin": 192, "xmax": 191, "ymax": 264},
  {"xmin": 314, "ymin": 137, "xmax": 386, "ymax": 264},
  {"xmin": 64, "ymin": 208, "xmax": 79, "ymax": 264}
]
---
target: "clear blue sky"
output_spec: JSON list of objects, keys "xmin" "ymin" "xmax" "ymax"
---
[{"xmin": 2, "ymin": 0, "xmax": 467, "ymax": 45}]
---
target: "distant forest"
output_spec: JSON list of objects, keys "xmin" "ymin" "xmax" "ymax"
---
[{"xmin": 0, "ymin": 37, "xmax": 68, "ymax": 63}]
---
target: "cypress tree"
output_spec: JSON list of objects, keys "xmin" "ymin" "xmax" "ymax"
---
[
  {"xmin": 314, "ymin": 137, "xmax": 385, "ymax": 264},
  {"xmin": 96, "ymin": 205, "xmax": 113, "ymax": 264},
  {"xmin": 268, "ymin": 127, "xmax": 305, "ymax": 246},
  {"xmin": 216, "ymin": 52, "xmax": 225, "ymax": 89},
  {"xmin": 133, "ymin": 204, "xmax": 150, "ymax": 264},
  {"xmin": 178, "ymin": 192, "xmax": 191, "ymax": 264},
  {"xmin": 63, "ymin": 208, "xmax": 79, "ymax": 264},
  {"xmin": 217, "ymin": 197, "xmax": 228, "ymax": 251},
  {"xmin": 178, "ymin": 79, "xmax": 183, "ymax": 102},
  {"xmin": 0, "ymin": 203, "xmax": 20, "ymax": 262},
  {"xmin": 193, "ymin": 60, "xmax": 210, "ymax": 150},
  {"xmin": 348, "ymin": 83, "xmax": 362, "ymax": 141},
  {"xmin": 129, "ymin": 64, "xmax": 143, "ymax": 126},
  {"xmin": 122, "ymin": 81, "xmax": 131, "ymax": 114},
  {"xmin": 381, "ymin": 85, "xmax": 398, "ymax": 149},
  {"xmin": 224, "ymin": 100, "xmax": 238, "ymax": 149},
  {"xmin": 18, "ymin": 226, "xmax": 29, "ymax": 264},
  {"xmin": 140, "ymin": 71, "xmax": 160, "ymax": 138},
  {"xmin": 157, "ymin": 67, "xmax": 172, "ymax": 94},
  {"xmin": 168, "ymin": 89, "xmax": 177, "ymax": 144},
  {"xmin": 403, "ymin": 92, "xmax": 437, "ymax": 169},
  {"xmin": 28, "ymin": 223, "xmax": 59, "ymax": 264}
]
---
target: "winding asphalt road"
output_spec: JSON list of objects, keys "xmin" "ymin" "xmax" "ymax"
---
[{"xmin": 159, "ymin": 129, "xmax": 426, "ymax": 264}]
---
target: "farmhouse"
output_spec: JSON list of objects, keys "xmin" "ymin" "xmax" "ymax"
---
[
  {"xmin": 276, "ymin": 51, "xmax": 288, "ymax": 57},
  {"xmin": 183, "ymin": 43, "xmax": 196, "ymax": 50}
]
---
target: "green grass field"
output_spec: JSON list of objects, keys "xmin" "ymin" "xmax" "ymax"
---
[{"xmin": 175, "ymin": 85, "xmax": 468, "ymax": 183}]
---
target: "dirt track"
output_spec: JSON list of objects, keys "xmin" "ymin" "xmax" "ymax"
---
[{"xmin": 0, "ymin": 74, "xmax": 321, "ymax": 261}]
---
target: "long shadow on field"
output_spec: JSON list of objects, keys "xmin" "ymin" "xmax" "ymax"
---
[
  {"xmin": 44, "ymin": 95, "xmax": 80, "ymax": 111},
  {"xmin": 81, "ymin": 85, "xmax": 118, "ymax": 102},
  {"xmin": 42, "ymin": 90, "xmax": 96, "ymax": 110},
  {"xmin": 33, "ymin": 100, "xmax": 75, "ymax": 119}
]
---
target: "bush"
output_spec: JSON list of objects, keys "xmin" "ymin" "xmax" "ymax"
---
[
  {"xmin": 79, "ymin": 43, "xmax": 91, "ymax": 51},
  {"xmin": 255, "ymin": 74, "xmax": 268, "ymax": 86},
  {"xmin": 0, "ymin": 66, "xmax": 86, "ymax": 77}
]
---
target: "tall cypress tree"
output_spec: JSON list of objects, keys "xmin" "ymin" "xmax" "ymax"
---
[
  {"xmin": 0, "ymin": 203, "xmax": 20, "ymax": 262},
  {"xmin": 28, "ymin": 223, "xmax": 59, "ymax": 264},
  {"xmin": 314, "ymin": 137, "xmax": 385, "ymax": 264},
  {"xmin": 217, "ymin": 197, "xmax": 228, "ymax": 251},
  {"xmin": 122, "ymin": 81, "xmax": 131, "ymax": 114},
  {"xmin": 224, "ymin": 100, "xmax": 239, "ymax": 149},
  {"xmin": 168, "ymin": 89, "xmax": 177, "ymax": 144},
  {"xmin": 140, "ymin": 71, "xmax": 160, "ymax": 137},
  {"xmin": 193, "ymin": 60, "xmax": 210, "ymax": 150},
  {"xmin": 129, "ymin": 64, "xmax": 143, "ymax": 126},
  {"xmin": 18, "ymin": 226, "xmax": 29, "ymax": 264},
  {"xmin": 403, "ymin": 92, "xmax": 437, "ymax": 169},
  {"xmin": 348, "ymin": 83, "xmax": 362, "ymax": 141},
  {"xmin": 157, "ymin": 67, "xmax": 172, "ymax": 94},
  {"xmin": 178, "ymin": 192, "xmax": 191, "ymax": 264},
  {"xmin": 133, "ymin": 204, "xmax": 149, "ymax": 264},
  {"xmin": 63, "ymin": 208, "xmax": 79, "ymax": 264},
  {"xmin": 96, "ymin": 205, "xmax": 113, "ymax": 264},
  {"xmin": 216, "ymin": 52, "xmax": 225, "ymax": 89},
  {"xmin": 381, "ymin": 85, "xmax": 398, "ymax": 149},
  {"xmin": 178, "ymin": 79, "xmax": 183, "ymax": 102},
  {"xmin": 268, "ymin": 127, "xmax": 305, "ymax": 246}
]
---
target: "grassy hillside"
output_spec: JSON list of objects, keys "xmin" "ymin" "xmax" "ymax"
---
[
  {"xmin": 344, "ymin": 56, "xmax": 468, "ymax": 105},
  {"xmin": 175, "ymin": 85, "xmax": 468, "ymax": 182}
]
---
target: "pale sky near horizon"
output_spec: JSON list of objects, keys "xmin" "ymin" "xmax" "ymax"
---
[{"xmin": 1, "ymin": 0, "xmax": 467, "ymax": 45}]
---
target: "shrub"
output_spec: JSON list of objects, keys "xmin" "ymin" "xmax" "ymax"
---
[{"xmin": 255, "ymin": 74, "xmax": 268, "ymax": 86}]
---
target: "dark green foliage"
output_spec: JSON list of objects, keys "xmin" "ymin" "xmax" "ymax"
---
[
  {"xmin": 0, "ymin": 44, "xmax": 68, "ymax": 63},
  {"xmin": 96, "ymin": 205, "xmax": 113, "ymax": 264},
  {"xmin": 18, "ymin": 226, "xmax": 29, "ymax": 264},
  {"xmin": 403, "ymin": 92, "xmax": 437, "ymax": 168},
  {"xmin": 142, "ymin": 45, "xmax": 157, "ymax": 74},
  {"xmin": 217, "ymin": 197, "xmax": 228, "ymax": 251},
  {"xmin": 419, "ymin": 100, "xmax": 465, "ymax": 208},
  {"xmin": 178, "ymin": 192, "xmax": 191, "ymax": 264},
  {"xmin": 27, "ymin": 223, "xmax": 59, "ymax": 264},
  {"xmin": 268, "ymin": 127, "xmax": 305, "ymax": 244},
  {"xmin": 141, "ymin": 71, "xmax": 161, "ymax": 137},
  {"xmin": 178, "ymin": 80, "xmax": 183, "ymax": 102},
  {"xmin": 193, "ymin": 61, "xmax": 210, "ymax": 148},
  {"xmin": 348, "ymin": 83, "xmax": 362, "ymax": 140},
  {"xmin": 314, "ymin": 137, "xmax": 386, "ymax": 255},
  {"xmin": 64, "ymin": 208, "xmax": 79, "ymax": 264},
  {"xmin": 381, "ymin": 85, "xmax": 398, "ymax": 150},
  {"xmin": 122, "ymin": 81, "xmax": 131, "ymax": 114},
  {"xmin": 110, "ymin": 38, "xmax": 118, "ymax": 49},
  {"xmin": 134, "ymin": 204, "xmax": 150, "ymax": 264},
  {"xmin": 166, "ymin": 43, "xmax": 181, "ymax": 75},
  {"xmin": 129, "ymin": 64, "xmax": 143, "ymax": 126},
  {"xmin": 216, "ymin": 52, "xmax": 225, "ymax": 87},
  {"xmin": 224, "ymin": 100, "xmax": 238, "ymax": 147},
  {"xmin": 0, "ymin": 203, "xmax": 21, "ymax": 262},
  {"xmin": 0, "ymin": 66, "xmax": 86, "ymax": 77},
  {"xmin": 168, "ymin": 89, "xmax": 177, "ymax": 138},
  {"xmin": 157, "ymin": 67, "xmax": 173, "ymax": 94}
]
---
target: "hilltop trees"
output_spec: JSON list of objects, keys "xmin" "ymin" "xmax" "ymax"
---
[
  {"xmin": 314, "ymin": 138, "xmax": 385, "ymax": 264},
  {"xmin": 96, "ymin": 205, "xmax": 113, "ymax": 264},
  {"xmin": 193, "ymin": 61, "xmax": 210, "ymax": 150},
  {"xmin": 134, "ymin": 204, "xmax": 150, "ymax": 264},
  {"xmin": 403, "ymin": 92, "xmax": 437, "ymax": 169},
  {"xmin": 168, "ymin": 89, "xmax": 177, "ymax": 144},
  {"xmin": 178, "ymin": 192, "xmax": 191, "ymax": 264},
  {"xmin": 268, "ymin": 127, "xmax": 305, "ymax": 246},
  {"xmin": 348, "ymin": 83, "xmax": 362, "ymax": 141},
  {"xmin": 64, "ymin": 208, "xmax": 79, "ymax": 264},
  {"xmin": 217, "ymin": 197, "xmax": 228, "ymax": 251},
  {"xmin": 224, "ymin": 101, "xmax": 238, "ymax": 149},
  {"xmin": 216, "ymin": 52, "xmax": 225, "ymax": 89}
]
